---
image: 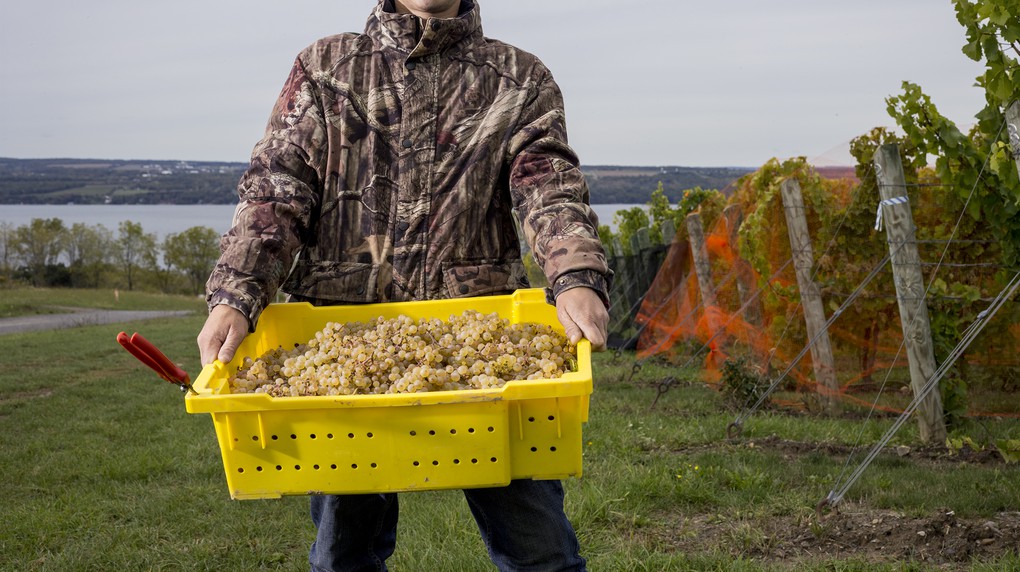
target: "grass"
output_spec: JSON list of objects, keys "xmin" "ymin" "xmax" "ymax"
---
[
  {"xmin": 1, "ymin": 289, "xmax": 1018, "ymax": 570},
  {"xmin": 0, "ymin": 286, "xmax": 207, "ymax": 318}
]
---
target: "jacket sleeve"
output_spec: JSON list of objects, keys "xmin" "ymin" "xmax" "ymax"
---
[
  {"xmin": 205, "ymin": 55, "xmax": 326, "ymax": 329},
  {"xmin": 506, "ymin": 68, "xmax": 612, "ymax": 307}
]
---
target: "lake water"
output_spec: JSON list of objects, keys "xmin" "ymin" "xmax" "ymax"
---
[
  {"xmin": 0, "ymin": 203, "xmax": 643, "ymax": 238},
  {"xmin": 0, "ymin": 204, "xmax": 239, "ymax": 239}
]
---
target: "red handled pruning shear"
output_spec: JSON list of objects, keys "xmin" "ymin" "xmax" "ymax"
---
[{"xmin": 117, "ymin": 331, "xmax": 196, "ymax": 395}]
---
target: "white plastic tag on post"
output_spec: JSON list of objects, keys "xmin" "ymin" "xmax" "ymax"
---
[{"xmin": 874, "ymin": 196, "xmax": 909, "ymax": 231}]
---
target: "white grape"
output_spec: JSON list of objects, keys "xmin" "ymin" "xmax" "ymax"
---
[{"xmin": 228, "ymin": 310, "xmax": 577, "ymax": 397}]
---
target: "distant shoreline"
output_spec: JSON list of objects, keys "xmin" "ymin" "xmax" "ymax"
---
[
  {"xmin": 0, "ymin": 203, "xmax": 645, "ymax": 237},
  {"xmin": 0, "ymin": 157, "xmax": 755, "ymax": 206}
]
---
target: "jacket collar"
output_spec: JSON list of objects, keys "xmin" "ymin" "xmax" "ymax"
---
[{"xmin": 368, "ymin": 0, "xmax": 482, "ymax": 58}]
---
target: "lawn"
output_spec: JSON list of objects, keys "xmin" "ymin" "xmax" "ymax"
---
[
  {"xmin": 0, "ymin": 287, "xmax": 207, "ymax": 318},
  {"xmin": 0, "ymin": 290, "xmax": 1017, "ymax": 570}
]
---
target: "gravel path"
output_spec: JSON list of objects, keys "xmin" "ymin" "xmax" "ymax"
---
[{"xmin": 0, "ymin": 309, "xmax": 194, "ymax": 335}]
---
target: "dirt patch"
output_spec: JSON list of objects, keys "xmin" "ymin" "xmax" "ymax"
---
[
  {"xmin": 653, "ymin": 507, "xmax": 1020, "ymax": 569},
  {"xmin": 0, "ymin": 388, "xmax": 54, "ymax": 405},
  {"xmin": 653, "ymin": 436, "xmax": 1018, "ymax": 568},
  {"xmin": 0, "ymin": 388, "xmax": 54, "ymax": 419},
  {"xmin": 755, "ymin": 434, "xmax": 1007, "ymax": 465},
  {"xmin": 675, "ymin": 434, "xmax": 1010, "ymax": 466}
]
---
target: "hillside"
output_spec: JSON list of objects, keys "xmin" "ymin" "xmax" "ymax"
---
[
  {"xmin": 0, "ymin": 158, "xmax": 243, "ymax": 205},
  {"xmin": 582, "ymin": 165, "xmax": 752, "ymax": 202},
  {"xmin": 0, "ymin": 158, "xmax": 752, "ymax": 205}
]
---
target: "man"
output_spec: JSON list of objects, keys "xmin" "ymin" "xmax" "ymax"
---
[{"xmin": 198, "ymin": 0, "xmax": 610, "ymax": 569}]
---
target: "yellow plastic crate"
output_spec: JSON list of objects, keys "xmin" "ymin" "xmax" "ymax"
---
[{"xmin": 186, "ymin": 288, "xmax": 592, "ymax": 500}]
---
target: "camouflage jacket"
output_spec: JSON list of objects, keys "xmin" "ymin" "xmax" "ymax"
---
[{"xmin": 206, "ymin": 0, "xmax": 610, "ymax": 328}]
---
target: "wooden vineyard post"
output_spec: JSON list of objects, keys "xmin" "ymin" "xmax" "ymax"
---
[
  {"xmin": 661, "ymin": 219, "xmax": 676, "ymax": 246},
  {"xmin": 723, "ymin": 204, "xmax": 762, "ymax": 326},
  {"xmin": 779, "ymin": 179, "xmax": 840, "ymax": 414},
  {"xmin": 641, "ymin": 228, "xmax": 666, "ymax": 287},
  {"xmin": 874, "ymin": 144, "xmax": 947, "ymax": 443},
  {"xmin": 631, "ymin": 227, "xmax": 652, "ymax": 289},
  {"xmin": 1005, "ymin": 101, "xmax": 1020, "ymax": 174},
  {"xmin": 685, "ymin": 211, "xmax": 720, "ymax": 342},
  {"xmin": 610, "ymin": 236, "xmax": 633, "ymax": 324},
  {"xmin": 605, "ymin": 238, "xmax": 624, "ymax": 323}
]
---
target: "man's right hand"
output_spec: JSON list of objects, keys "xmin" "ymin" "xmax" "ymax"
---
[{"xmin": 197, "ymin": 305, "xmax": 250, "ymax": 366}]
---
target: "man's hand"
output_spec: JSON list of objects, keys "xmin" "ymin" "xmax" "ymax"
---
[
  {"xmin": 555, "ymin": 287, "xmax": 609, "ymax": 351},
  {"xmin": 197, "ymin": 305, "xmax": 250, "ymax": 365}
]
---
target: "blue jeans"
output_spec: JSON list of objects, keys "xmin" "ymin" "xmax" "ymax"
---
[{"xmin": 308, "ymin": 480, "xmax": 586, "ymax": 571}]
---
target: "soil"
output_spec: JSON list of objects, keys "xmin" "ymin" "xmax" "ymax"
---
[
  {"xmin": 656, "ymin": 507, "xmax": 1020, "ymax": 570},
  {"xmin": 658, "ymin": 436, "xmax": 1020, "ymax": 569},
  {"xmin": 744, "ymin": 434, "xmax": 1007, "ymax": 466}
]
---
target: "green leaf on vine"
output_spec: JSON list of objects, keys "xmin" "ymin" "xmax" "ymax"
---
[
  {"xmin": 996, "ymin": 439, "xmax": 1020, "ymax": 464},
  {"xmin": 962, "ymin": 37, "xmax": 982, "ymax": 60}
]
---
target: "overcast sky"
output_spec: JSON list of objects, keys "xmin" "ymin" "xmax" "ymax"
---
[{"xmin": 0, "ymin": 0, "xmax": 989, "ymax": 168}]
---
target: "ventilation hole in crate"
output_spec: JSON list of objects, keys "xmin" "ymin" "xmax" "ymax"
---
[
  {"xmin": 490, "ymin": 457, "xmax": 497, "ymax": 463},
  {"xmin": 271, "ymin": 435, "xmax": 278, "ymax": 440},
  {"xmin": 550, "ymin": 446, "xmax": 557, "ymax": 452},
  {"xmin": 313, "ymin": 464, "xmax": 320, "ymax": 470},
  {"xmin": 432, "ymin": 460, "xmax": 439, "ymax": 466},
  {"xmin": 413, "ymin": 461, "xmax": 420, "ymax": 467},
  {"xmin": 326, "ymin": 433, "xmax": 334, "ymax": 439},
  {"xmin": 410, "ymin": 430, "xmax": 417, "ymax": 436},
  {"xmin": 548, "ymin": 415, "xmax": 555, "ymax": 421},
  {"xmin": 370, "ymin": 463, "xmax": 377, "ymax": 468},
  {"xmin": 256, "ymin": 466, "xmax": 263, "ymax": 472},
  {"xmin": 450, "ymin": 429, "xmax": 457, "ymax": 435},
  {"xmin": 351, "ymin": 464, "xmax": 358, "ymax": 469},
  {"xmin": 295, "ymin": 465, "xmax": 301, "ymax": 470},
  {"xmin": 468, "ymin": 428, "xmax": 475, "ymax": 433},
  {"xmin": 275, "ymin": 465, "xmax": 283, "ymax": 471},
  {"xmin": 366, "ymin": 432, "xmax": 374, "ymax": 438},
  {"xmin": 290, "ymin": 434, "xmax": 297, "ymax": 440},
  {"xmin": 428, "ymin": 430, "xmax": 436, "ymax": 436},
  {"xmin": 330, "ymin": 464, "xmax": 337, "ymax": 470},
  {"xmin": 348, "ymin": 433, "xmax": 355, "ymax": 439},
  {"xmin": 310, "ymin": 434, "xmax": 317, "ymax": 439},
  {"xmin": 251, "ymin": 436, "xmax": 259, "ymax": 441},
  {"xmin": 487, "ymin": 427, "xmax": 494, "ymax": 432},
  {"xmin": 237, "ymin": 468, "xmax": 244, "ymax": 473},
  {"xmin": 453, "ymin": 459, "xmax": 460, "ymax": 465},
  {"xmin": 528, "ymin": 417, "xmax": 535, "ymax": 422},
  {"xmin": 530, "ymin": 447, "xmax": 537, "ymax": 452},
  {"xmin": 471, "ymin": 458, "xmax": 478, "ymax": 464}
]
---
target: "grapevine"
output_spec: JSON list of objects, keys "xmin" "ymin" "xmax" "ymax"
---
[{"xmin": 887, "ymin": 0, "xmax": 1020, "ymax": 267}]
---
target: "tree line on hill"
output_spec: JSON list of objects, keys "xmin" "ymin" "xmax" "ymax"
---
[
  {"xmin": 0, "ymin": 158, "xmax": 750, "ymax": 205},
  {"xmin": 0, "ymin": 158, "xmax": 243, "ymax": 204}
]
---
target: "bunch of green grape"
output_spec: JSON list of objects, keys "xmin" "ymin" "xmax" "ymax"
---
[{"xmin": 229, "ymin": 310, "xmax": 577, "ymax": 397}]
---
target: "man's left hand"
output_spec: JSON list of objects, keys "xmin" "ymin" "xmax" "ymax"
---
[{"xmin": 555, "ymin": 287, "xmax": 609, "ymax": 351}]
